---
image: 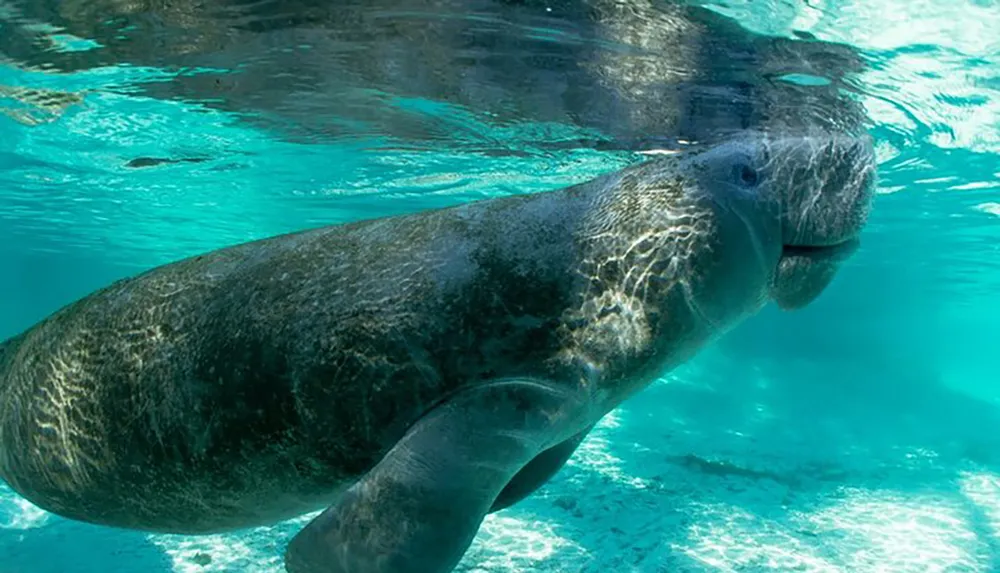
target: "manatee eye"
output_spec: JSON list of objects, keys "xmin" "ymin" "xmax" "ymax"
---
[{"xmin": 734, "ymin": 163, "xmax": 759, "ymax": 187}]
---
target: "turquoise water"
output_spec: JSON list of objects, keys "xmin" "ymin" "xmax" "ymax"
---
[{"xmin": 1, "ymin": 0, "xmax": 999, "ymax": 571}]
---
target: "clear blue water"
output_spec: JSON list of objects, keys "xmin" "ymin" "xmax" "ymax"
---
[{"xmin": 1, "ymin": 0, "xmax": 999, "ymax": 571}]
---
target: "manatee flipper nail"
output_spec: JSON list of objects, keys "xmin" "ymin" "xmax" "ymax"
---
[
  {"xmin": 283, "ymin": 379, "xmax": 587, "ymax": 573},
  {"xmin": 488, "ymin": 424, "xmax": 593, "ymax": 513}
]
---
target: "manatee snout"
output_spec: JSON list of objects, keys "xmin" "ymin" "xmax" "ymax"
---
[
  {"xmin": 776, "ymin": 134, "xmax": 877, "ymax": 250},
  {"xmin": 686, "ymin": 131, "xmax": 876, "ymax": 311},
  {"xmin": 768, "ymin": 133, "xmax": 877, "ymax": 309}
]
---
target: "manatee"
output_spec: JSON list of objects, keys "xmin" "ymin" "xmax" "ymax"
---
[{"xmin": 0, "ymin": 130, "xmax": 877, "ymax": 573}]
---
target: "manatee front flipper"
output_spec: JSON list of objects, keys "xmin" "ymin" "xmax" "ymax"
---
[
  {"xmin": 488, "ymin": 424, "xmax": 593, "ymax": 514},
  {"xmin": 284, "ymin": 379, "xmax": 590, "ymax": 573}
]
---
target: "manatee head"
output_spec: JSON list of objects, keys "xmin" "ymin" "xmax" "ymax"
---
[
  {"xmin": 664, "ymin": 130, "xmax": 877, "ymax": 321},
  {"xmin": 566, "ymin": 129, "xmax": 875, "ymax": 374}
]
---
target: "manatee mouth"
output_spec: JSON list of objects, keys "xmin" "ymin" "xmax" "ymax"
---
[
  {"xmin": 780, "ymin": 239, "xmax": 859, "ymax": 261},
  {"xmin": 771, "ymin": 238, "xmax": 860, "ymax": 310}
]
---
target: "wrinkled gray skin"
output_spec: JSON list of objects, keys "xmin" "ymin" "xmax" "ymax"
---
[{"xmin": 0, "ymin": 131, "xmax": 876, "ymax": 573}]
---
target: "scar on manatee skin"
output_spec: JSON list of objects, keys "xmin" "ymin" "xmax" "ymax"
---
[{"xmin": 125, "ymin": 157, "xmax": 212, "ymax": 169}]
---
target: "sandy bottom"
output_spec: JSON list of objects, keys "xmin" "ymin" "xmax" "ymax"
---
[{"xmin": 3, "ymin": 350, "xmax": 999, "ymax": 573}]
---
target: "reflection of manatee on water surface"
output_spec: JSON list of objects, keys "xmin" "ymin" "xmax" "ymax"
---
[
  {"xmin": 0, "ymin": 0, "xmax": 868, "ymax": 150},
  {"xmin": 0, "ymin": 130, "xmax": 877, "ymax": 573}
]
